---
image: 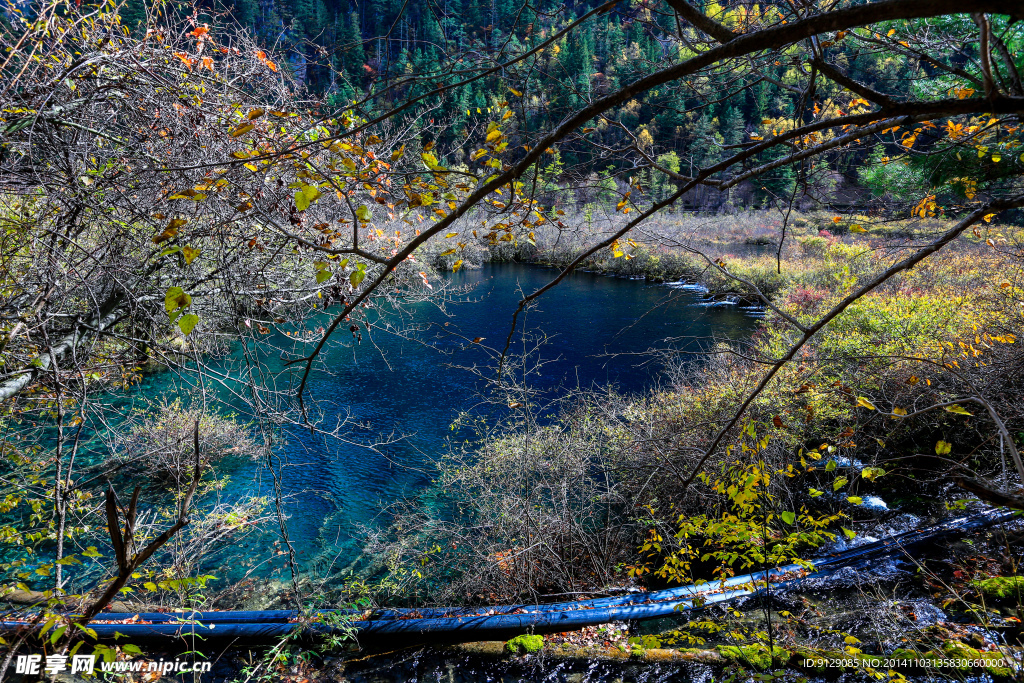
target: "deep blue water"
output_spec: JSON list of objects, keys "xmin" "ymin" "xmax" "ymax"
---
[{"xmin": 103, "ymin": 264, "xmax": 759, "ymax": 583}]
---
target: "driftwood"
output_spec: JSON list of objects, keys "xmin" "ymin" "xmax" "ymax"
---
[
  {"xmin": 0, "ymin": 589, "xmax": 161, "ymax": 614},
  {"xmin": 954, "ymin": 476, "xmax": 1024, "ymax": 511}
]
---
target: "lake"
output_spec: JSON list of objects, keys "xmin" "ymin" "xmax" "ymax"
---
[{"xmin": 104, "ymin": 263, "xmax": 760, "ymax": 586}]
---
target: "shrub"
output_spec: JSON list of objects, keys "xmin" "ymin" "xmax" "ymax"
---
[
  {"xmin": 798, "ymin": 236, "xmax": 829, "ymax": 257},
  {"xmin": 115, "ymin": 400, "xmax": 267, "ymax": 484}
]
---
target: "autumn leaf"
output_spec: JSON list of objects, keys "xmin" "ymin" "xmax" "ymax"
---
[
  {"xmin": 230, "ymin": 123, "xmax": 255, "ymax": 137},
  {"xmin": 355, "ymin": 205, "xmax": 372, "ymax": 222},
  {"xmin": 182, "ymin": 246, "xmax": 200, "ymax": 264},
  {"xmin": 152, "ymin": 218, "xmax": 186, "ymax": 244},
  {"xmin": 935, "ymin": 440, "xmax": 952, "ymax": 456},
  {"xmin": 944, "ymin": 404, "xmax": 972, "ymax": 416},
  {"xmin": 861, "ymin": 466, "xmax": 886, "ymax": 481},
  {"xmin": 855, "ymin": 396, "xmax": 876, "ymax": 410},
  {"xmin": 294, "ymin": 185, "xmax": 321, "ymax": 211},
  {"xmin": 391, "ymin": 144, "xmax": 405, "ymax": 161},
  {"xmin": 164, "ymin": 286, "xmax": 191, "ymax": 315},
  {"xmin": 421, "ymin": 151, "xmax": 440, "ymax": 169}
]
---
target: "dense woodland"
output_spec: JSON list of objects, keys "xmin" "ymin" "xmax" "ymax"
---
[{"xmin": 106, "ymin": 0, "xmax": 1024, "ymax": 212}]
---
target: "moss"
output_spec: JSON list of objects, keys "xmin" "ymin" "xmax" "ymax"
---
[
  {"xmin": 717, "ymin": 644, "xmax": 791, "ymax": 670},
  {"xmin": 973, "ymin": 576, "xmax": 1024, "ymax": 600},
  {"xmin": 941, "ymin": 641, "xmax": 1014, "ymax": 678},
  {"xmin": 504, "ymin": 634, "xmax": 544, "ymax": 654}
]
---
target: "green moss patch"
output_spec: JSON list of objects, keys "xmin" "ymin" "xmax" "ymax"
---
[
  {"xmin": 505, "ymin": 634, "xmax": 544, "ymax": 654},
  {"xmin": 973, "ymin": 576, "xmax": 1024, "ymax": 600}
]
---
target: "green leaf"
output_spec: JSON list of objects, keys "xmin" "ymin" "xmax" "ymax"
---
[
  {"xmin": 780, "ymin": 511, "xmax": 796, "ymax": 525},
  {"xmin": 847, "ymin": 496, "xmax": 864, "ymax": 505},
  {"xmin": 355, "ymin": 205, "xmax": 372, "ymax": 222},
  {"xmin": 295, "ymin": 188, "xmax": 310, "ymax": 211},
  {"xmin": 316, "ymin": 269, "xmax": 332, "ymax": 284},
  {"xmin": 178, "ymin": 313, "xmax": 199, "ymax": 335},
  {"xmin": 861, "ymin": 466, "xmax": 886, "ymax": 481},
  {"xmin": 50, "ymin": 625, "xmax": 67, "ymax": 645},
  {"xmin": 144, "ymin": 582, "xmax": 158, "ymax": 591},
  {"xmin": 841, "ymin": 527, "xmax": 856, "ymax": 540},
  {"xmin": 164, "ymin": 286, "xmax": 191, "ymax": 314},
  {"xmin": 350, "ymin": 270, "xmax": 365, "ymax": 287},
  {"xmin": 82, "ymin": 546, "xmax": 101, "ymax": 558},
  {"xmin": 122, "ymin": 644, "xmax": 143, "ymax": 654},
  {"xmin": 832, "ymin": 475, "xmax": 848, "ymax": 491},
  {"xmin": 808, "ymin": 488, "xmax": 824, "ymax": 497}
]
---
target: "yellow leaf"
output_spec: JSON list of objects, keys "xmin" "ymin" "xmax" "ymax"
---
[
  {"xmin": 849, "ymin": 224, "xmax": 866, "ymax": 233},
  {"xmin": 502, "ymin": 110, "xmax": 512, "ymax": 121},
  {"xmin": 856, "ymin": 396, "xmax": 876, "ymax": 410},
  {"xmin": 445, "ymin": 232, "xmax": 458, "ymax": 238},
  {"xmin": 486, "ymin": 129, "xmax": 502, "ymax": 143},
  {"xmin": 452, "ymin": 259, "xmax": 463, "ymax": 272},
  {"xmin": 231, "ymin": 123, "xmax": 255, "ymax": 137},
  {"xmin": 935, "ymin": 440, "xmax": 952, "ymax": 456},
  {"xmin": 509, "ymin": 88, "xmax": 523, "ymax": 97},
  {"xmin": 391, "ymin": 144, "xmax": 405, "ymax": 161},
  {"xmin": 983, "ymin": 213, "xmax": 996, "ymax": 223},
  {"xmin": 944, "ymin": 404, "xmax": 972, "ymax": 416},
  {"xmin": 892, "ymin": 407, "xmax": 907, "ymax": 416},
  {"xmin": 182, "ymin": 246, "xmax": 200, "ymax": 264}
]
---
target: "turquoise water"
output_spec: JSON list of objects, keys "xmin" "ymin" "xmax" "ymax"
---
[{"xmin": 100, "ymin": 264, "xmax": 759, "ymax": 583}]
